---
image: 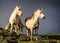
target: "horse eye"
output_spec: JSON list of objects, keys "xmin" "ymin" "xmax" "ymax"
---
[
  {"xmin": 40, "ymin": 12, "xmax": 42, "ymax": 13},
  {"xmin": 18, "ymin": 9, "xmax": 21, "ymax": 10}
]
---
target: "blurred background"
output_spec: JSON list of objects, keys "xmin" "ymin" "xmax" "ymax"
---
[{"xmin": 0, "ymin": 0, "xmax": 60, "ymax": 34}]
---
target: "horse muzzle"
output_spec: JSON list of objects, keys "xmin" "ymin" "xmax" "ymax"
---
[{"xmin": 43, "ymin": 16, "xmax": 45, "ymax": 19}]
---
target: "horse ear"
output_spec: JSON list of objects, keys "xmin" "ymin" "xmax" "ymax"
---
[
  {"xmin": 16, "ymin": 5, "xmax": 22, "ymax": 10},
  {"xmin": 40, "ymin": 8, "xmax": 43, "ymax": 10},
  {"xmin": 16, "ymin": 5, "xmax": 19, "ymax": 7},
  {"xmin": 39, "ymin": 8, "xmax": 43, "ymax": 12}
]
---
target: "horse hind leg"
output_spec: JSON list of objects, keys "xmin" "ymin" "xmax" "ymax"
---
[
  {"xmin": 26, "ymin": 29, "xmax": 29, "ymax": 37},
  {"xmin": 35, "ymin": 28, "xmax": 38, "ymax": 35},
  {"xmin": 20, "ymin": 27, "xmax": 22, "ymax": 34},
  {"xmin": 16, "ymin": 29, "xmax": 20, "ymax": 35},
  {"xmin": 10, "ymin": 25, "xmax": 13, "ymax": 33},
  {"xmin": 5, "ymin": 23, "xmax": 11, "ymax": 30}
]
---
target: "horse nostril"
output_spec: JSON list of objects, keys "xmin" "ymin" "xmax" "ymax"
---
[{"xmin": 43, "ymin": 16, "xmax": 45, "ymax": 19}]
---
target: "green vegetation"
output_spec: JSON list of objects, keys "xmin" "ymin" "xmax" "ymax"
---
[
  {"xmin": 0, "ymin": 34, "xmax": 60, "ymax": 43},
  {"xmin": 41, "ymin": 34, "xmax": 60, "ymax": 40},
  {"xmin": 0, "ymin": 28, "xmax": 60, "ymax": 43}
]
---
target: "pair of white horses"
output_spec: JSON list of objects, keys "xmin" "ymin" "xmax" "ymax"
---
[{"xmin": 5, "ymin": 5, "xmax": 45, "ymax": 41}]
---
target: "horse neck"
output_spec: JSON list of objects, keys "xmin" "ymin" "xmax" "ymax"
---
[
  {"xmin": 10, "ymin": 8, "xmax": 18, "ymax": 18},
  {"xmin": 31, "ymin": 14, "xmax": 39, "ymax": 23},
  {"xmin": 15, "ymin": 15, "xmax": 20, "ymax": 19}
]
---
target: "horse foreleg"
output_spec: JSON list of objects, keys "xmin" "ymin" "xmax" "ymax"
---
[
  {"xmin": 15, "ymin": 24, "xmax": 19, "ymax": 35},
  {"xmin": 35, "ymin": 27, "xmax": 39, "ymax": 40},
  {"xmin": 10, "ymin": 24, "xmax": 13, "ymax": 33},
  {"xmin": 20, "ymin": 27, "xmax": 22, "ymax": 34},
  {"xmin": 30, "ymin": 29, "xmax": 32, "ymax": 41}
]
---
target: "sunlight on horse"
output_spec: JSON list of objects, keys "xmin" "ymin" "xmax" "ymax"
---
[
  {"xmin": 25, "ymin": 8, "xmax": 45, "ymax": 41},
  {"xmin": 5, "ymin": 5, "xmax": 23, "ymax": 35}
]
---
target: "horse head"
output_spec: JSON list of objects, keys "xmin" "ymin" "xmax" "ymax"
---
[
  {"xmin": 16, "ymin": 5, "xmax": 23, "ymax": 17},
  {"xmin": 34, "ymin": 8, "xmax": 45, "ymax": 19}
]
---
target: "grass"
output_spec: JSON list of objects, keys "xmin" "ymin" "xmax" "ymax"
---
[
  {"xmin": 0, "ymin": 34, "xmax": 60, "ymax": 43},
  {"xmin": 0, "ymin": 28, "xmax": 60, "ymax": 43}
]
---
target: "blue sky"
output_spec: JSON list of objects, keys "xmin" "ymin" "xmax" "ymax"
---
[{"xmin": 0, "ymin": 0, "xmax": 60, "ymax": 34}]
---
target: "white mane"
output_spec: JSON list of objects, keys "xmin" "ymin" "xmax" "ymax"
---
[{"xmin": 9, "ymin": 6, "xmax": 19, "ymax": 22}]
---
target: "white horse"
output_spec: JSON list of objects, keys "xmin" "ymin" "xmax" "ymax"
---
[
  {"xmin": 25, "ymin": 8, "xmax": 45, "ymax": 41},
  {"xmin": 5, "ymin": 5, "xmax": 23, "ymax": 35}
]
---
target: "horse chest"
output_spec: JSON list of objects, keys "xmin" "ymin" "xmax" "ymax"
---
[{"xmin": 26, "ymin": 19, "xmax": 37, "ymax": 29}]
